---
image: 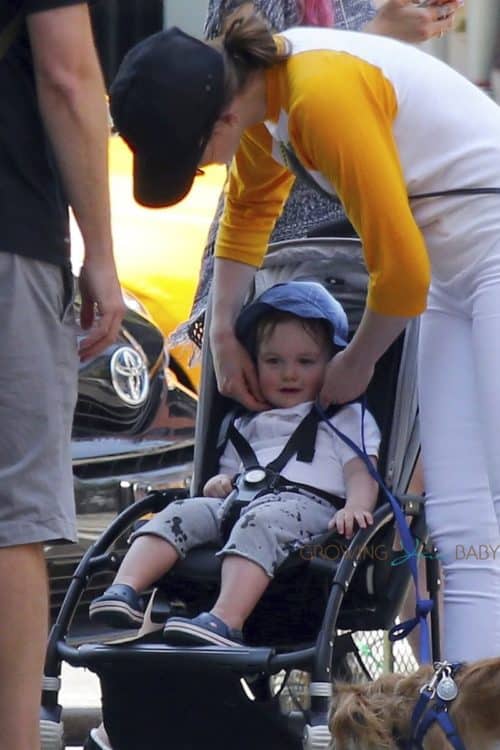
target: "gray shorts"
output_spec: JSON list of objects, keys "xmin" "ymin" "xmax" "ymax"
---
[
  {"xmin": 131, "ymin": 490, "xmax": 335, "ymax": 577},
  {"xmin": 0, "ymin": 252, "xmax": 79, "ymax": 547}
]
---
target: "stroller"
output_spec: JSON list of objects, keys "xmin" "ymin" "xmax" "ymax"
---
[{"xmin": 41, "ymin": 236, "xmax": 438, "ymax": 750}]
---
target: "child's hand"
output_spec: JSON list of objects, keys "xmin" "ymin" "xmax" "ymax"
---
[
  {"xmin": 203, "ymin": 473, "xmax": 234, "ymax": 498},
  {"xmin": 328, "ymin": 507, "xmax": 374, "ymax": 539}
]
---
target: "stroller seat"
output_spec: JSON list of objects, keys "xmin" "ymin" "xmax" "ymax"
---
[{"xmin": 41, "ymin": 237, "xmax": 432, "ymax": 750}]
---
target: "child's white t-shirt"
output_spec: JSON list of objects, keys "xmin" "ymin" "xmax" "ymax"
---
[{"xmin": 218, "ymin": 401, "xmax": 380, "ymax": 498}]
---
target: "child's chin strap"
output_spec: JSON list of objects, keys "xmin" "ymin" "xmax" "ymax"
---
[{"xmin": 315, "ymin": 398, "xmax": 433, "ymax": 665}]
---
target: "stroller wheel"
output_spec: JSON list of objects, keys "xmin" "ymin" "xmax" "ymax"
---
[
  {"xmin": 40, "ymin": 718, "xmax": 64, "ymax": 750},
  {"xmin": 302, "ymin": 723, "xmax": 331, "ymax": 750}
]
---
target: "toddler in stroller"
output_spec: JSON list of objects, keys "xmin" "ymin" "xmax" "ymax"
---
[
  {"xmin": 41, "ymin": 237, "xmax": 431, "ymax": 750},
  {"xmin": 89, "ymin": 280, "xmax": 380, "ymax": 647}
]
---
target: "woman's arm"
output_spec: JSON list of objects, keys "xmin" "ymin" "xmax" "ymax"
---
[
  {"xmin": 286, "ymin": 53, "xmax": 432, "ymax": 405},
  {"xmin": 211, "ymin": 127, "xmax": 294, "ymax": 410},
  {"xmin": 320, "ymin": 308, "xmax": 411, "ymax": 405},
  {"xmin": 364, "ymin": 0, "xmax": 461, "ymax": 43}
]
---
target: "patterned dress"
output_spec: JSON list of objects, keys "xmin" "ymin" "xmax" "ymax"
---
[{"xmin": 176, "ymin": 0, "xmax": 376, "ymax": 348}]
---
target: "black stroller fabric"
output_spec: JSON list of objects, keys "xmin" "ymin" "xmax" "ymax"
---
[{"xmin": 100, "ymin": 666, "xmax": 302, "ymax": 750}]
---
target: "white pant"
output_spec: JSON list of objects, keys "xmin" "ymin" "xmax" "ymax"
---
[{"xmin": 419, "ymin": 247, "xmax": 500, "ymax": 661}]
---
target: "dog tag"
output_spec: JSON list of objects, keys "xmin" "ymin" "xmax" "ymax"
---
[{"xmin": 436, "ymin": 675, "xmax": 458, "ymax": 702}]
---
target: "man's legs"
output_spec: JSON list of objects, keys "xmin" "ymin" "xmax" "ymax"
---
[
  {"xmin": 0, "ymin": 255, "xmax": 79, "ymax": 750},
  {"xmin": 0, "ymin": 543, "xmax": 48, "ymax": 750}
]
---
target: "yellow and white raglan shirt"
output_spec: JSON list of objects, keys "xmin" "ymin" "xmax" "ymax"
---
[{"xmin": 215, "ymin": 27, "xmax": 500, "ymax": 317}]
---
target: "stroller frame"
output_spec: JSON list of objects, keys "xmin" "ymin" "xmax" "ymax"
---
[{"xmin": 41, "ymin": 238, "xmax": 440, "ymax": 750}]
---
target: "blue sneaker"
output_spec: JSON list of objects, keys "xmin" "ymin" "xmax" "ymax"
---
[
  {"xmin": 89, "ymin": 584, "xmax": 145, "ymax": 628},
  {"xmin": 163, "ymin": 611, "xmax": 243, "ymax": 647}
]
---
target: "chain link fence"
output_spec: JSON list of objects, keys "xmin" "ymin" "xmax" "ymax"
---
[
  {"xmin": 353, "ymin": 628, "xmax": 418, "ymax": 679},
  {"xmin": 277, "ymin": 629, "xmax": 418, "ymax": 713}
]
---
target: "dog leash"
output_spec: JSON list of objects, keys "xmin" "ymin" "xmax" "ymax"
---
[
  {"xmin": 405, "ymin": 661, "xmax": 465, "ymax": 750},
  {"xmin": 315, "ymin": 399, "xmax": 434, "ymax": 664}
]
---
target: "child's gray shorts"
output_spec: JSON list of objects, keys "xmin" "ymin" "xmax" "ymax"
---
[
  {"xmin": 0, "ymin": 253, "xmax": 79, "ymax": 547},
  {"xmin": 130, "ymin": 489, "xmax": 336, "ymax": 577}
]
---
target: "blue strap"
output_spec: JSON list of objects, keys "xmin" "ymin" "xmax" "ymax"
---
[
  {"xmin": 435, "ymin": 709, "xmax": 467, "ymax": 750},
  {"xmin": 315, "ymin": 398, "xmax": 433, "ymax": 664},
  {"xmin": 410, "ymin": 663, "xmax": 465, "ymax": 750},
  {"xmin": 407, "ymin": 690, "xmax": 434, "ymax": 750},
  {"xmin": 414, "ymin": 703, "xmax": 467, "ymax": 750}
]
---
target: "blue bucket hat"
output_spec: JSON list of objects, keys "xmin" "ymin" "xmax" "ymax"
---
[{"xmin": 235, "ymin": 281, "xmax": 349, "ymax": 353}]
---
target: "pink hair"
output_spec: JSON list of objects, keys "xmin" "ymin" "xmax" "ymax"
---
[{"xmin": 296, "ymin": 0, "xmax": 335, "ymax": 27}]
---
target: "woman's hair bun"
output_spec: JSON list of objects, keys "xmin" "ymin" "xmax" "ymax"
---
[{"xmin": 221, "ymin": 8, "xmax": 283, "ymax": 69}]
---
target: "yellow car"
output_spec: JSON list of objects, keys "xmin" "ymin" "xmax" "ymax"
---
[{"xmin": 109, "ymin": 137, "xmax": 226, "ymax": 391}]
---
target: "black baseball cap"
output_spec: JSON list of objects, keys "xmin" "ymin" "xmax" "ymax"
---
[{"xmin": 110, "ymin": 28, "xmax": 225, "ymax": 208}]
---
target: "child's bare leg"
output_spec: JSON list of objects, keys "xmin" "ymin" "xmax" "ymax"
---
[
  {"xmin": 114, "ymin": 535, "xmax": 179, "ymax": 592},
  {"xmin": 211, "ymin": 555, "xmax": 270, "ymax": 630}
]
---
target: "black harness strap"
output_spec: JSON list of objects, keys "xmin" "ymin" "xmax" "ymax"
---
[
  {"xmin": 226, "ymin": 406, "xmax": 345, "ymax": 508},
  {"xmin": 227, "ymin": 404, "xmax": 341, "ymax": 474},
  {"xmin": 226, "ymin": 421, "xmax": 259, "ymax": 470},
  {"xmin": 218, "ymin": 403, "xmax": 351, "ymax": 537},
  {"xmin": 217, "ymin": 406, "xmax": 245, "ymax": 456},
  {"xmin": 268, "ymin": 406, "xmax": 321, "ymax": 469}
]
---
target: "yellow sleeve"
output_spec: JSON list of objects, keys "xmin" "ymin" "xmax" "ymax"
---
[
  {"xmin": 288, "ymin": 51, "xmax": 431, "ymax": 317},
  {"xmin": 215, "ymin": 123, "xmax": 295, "ymax": 268}
]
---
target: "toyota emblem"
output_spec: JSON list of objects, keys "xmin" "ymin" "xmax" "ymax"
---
[{"xmin": 110, "ymin": 346, "xmax": 149, "ymax": 406}]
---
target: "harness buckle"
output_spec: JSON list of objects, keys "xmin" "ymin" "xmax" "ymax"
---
[
  {"xmin": 420, "ymin": 667, "xmax": 441, "ymax": 698},
  {"xmin": 243, "ymin": 468, "xmax": 267, "ymax": 485}
]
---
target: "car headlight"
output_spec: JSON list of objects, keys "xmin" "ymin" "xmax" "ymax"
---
[{"xmin": 122, "ymin": 289, "xmax": 152, "ymax": 320}]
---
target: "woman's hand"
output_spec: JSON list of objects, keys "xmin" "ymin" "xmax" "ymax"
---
[
  {"xmin": 366, "ymin": 0, "xmax": 462, "ymax": 43},
  {"xmin": 319, "ymin": 348, "xmax": 375, "ymax": 406},
  {"xmin": 319, "ymin": 309, "xmax": 411, "ymax": 405},
  {"xmin": 210, "ymin": 328, "xmax": 269, "ymax": 411},
  {"xmin": 209, "ymin": 257, "xmax": 268, "ymax": 411},
  {"xmin": 203, "ymin": 473, "xmax": 234, "ymax": 498}
]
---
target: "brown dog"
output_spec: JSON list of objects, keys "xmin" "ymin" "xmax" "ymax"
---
[{"xmin": 329, "ymin": 657, "xmax": 500, "ymax": 750}]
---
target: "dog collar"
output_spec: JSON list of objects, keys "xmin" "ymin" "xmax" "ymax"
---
[{"xmin": 404, "ymin": 661, "xmax": 465, "ymax": 750}]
